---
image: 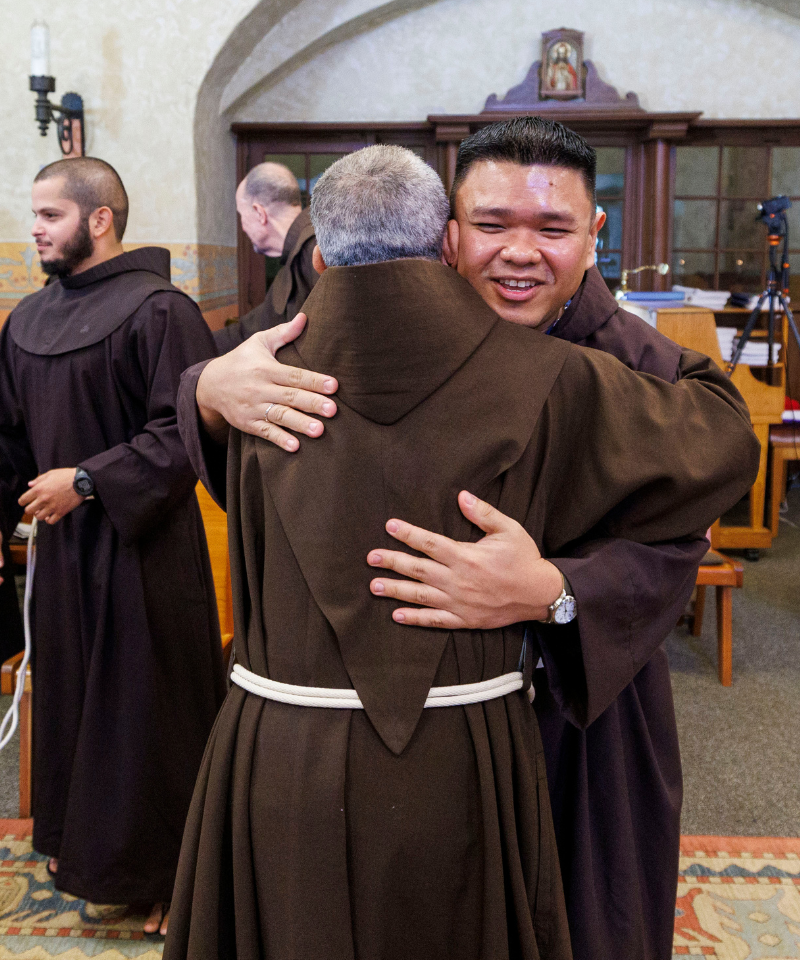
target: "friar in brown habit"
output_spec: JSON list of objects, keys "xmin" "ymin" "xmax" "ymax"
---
[
  {"xmin": 0, "ymin": 158, "xmax": 226, "ymax": 932},
  {"xmin": 165, "ymin": 145, "xmax": 758, "ymax": 960},
  {"xmin": 187, "ymin": 119, "xmax": 762, "ymax": 960},
  {"xmin": 214, "ymin": 162, "xmax": 317, "ymax": 355}
]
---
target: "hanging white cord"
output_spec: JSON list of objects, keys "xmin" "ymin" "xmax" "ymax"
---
[{"xmin": 0, "ymin": 518, "xmax": 37, "ymax": 750}]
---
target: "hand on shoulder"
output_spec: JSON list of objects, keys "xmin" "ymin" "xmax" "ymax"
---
[{"xmin": 196, "ymin": 312, "xmax": 339, "ymax": 451}]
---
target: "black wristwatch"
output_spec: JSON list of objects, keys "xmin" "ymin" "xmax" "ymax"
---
[{"xmin": 73, "ymin": 466, "xmax": 95, "ymax": 498}]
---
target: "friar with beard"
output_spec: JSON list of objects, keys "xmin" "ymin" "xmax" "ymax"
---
[{"xmin": 0, "ymin": 158, "xmax": 226, "ymax": 934}]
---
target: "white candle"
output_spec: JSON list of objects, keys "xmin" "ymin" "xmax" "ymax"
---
[{"xmin": 30, "ymin": 22, "xmax": 50, "ymax": 77}]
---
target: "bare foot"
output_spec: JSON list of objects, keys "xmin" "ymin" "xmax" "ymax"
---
[
  {"xmin": 47, "ymin": 858, "xmax": 58, "ymax": 875},
  {"xmin": 143, "ymin": 902, "xmax": 170, "ymax": 936}
]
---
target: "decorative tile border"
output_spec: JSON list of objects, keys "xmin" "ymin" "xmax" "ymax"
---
[{"xmin": 0, "ymin": 243, "xmax": 237, "ymax": 319}]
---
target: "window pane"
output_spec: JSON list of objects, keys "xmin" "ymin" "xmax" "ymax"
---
[
  {"xmin": 596, "ymin": 251, "xmax": 621, "ymax": 285},
  {"xmin": 718, "ymin": 251, "xmax": 764, "ymax": 293},
  {"xmin": 262, "ymin": 153, "xmax": 307, "ymax": 195},
  {"xmin": 719, "ymin": 199, "xmax": 764, "ymax": 248},
  {"xmin": 783, "ymin": 201, "xmax": 800, "ymax": 246},
  {"xmin": 771, "ymin": 148, "xmax": 800, "ymax": 197},
  {"xmin": 675, "ymin": 147, "xmax": 718, "ymax": 196},
  {"xmin": 597, "ymin": 201, "xmax": 623, "ymax": 250},
  {"xmin": 595, "ymin": 147, "xmax": 625, "ymax": 197},
  {"xmin": 721, "ymin": 147, "xmax": 768, "ymax": 198},
  {"xmin": 672, "ymin": 252, "xmax": 715, "ymax": 290},
  {"xmin": 309, "ymin": 153, "xmax": 350, "ymax": 194},
  {"xmin": 673, "ymin": 199, "xmax": 717, "ymax": 249}
]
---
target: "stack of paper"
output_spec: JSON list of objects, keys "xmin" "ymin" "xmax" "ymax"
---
[
  {"xmin": 673, "ymin": 286, "xmax": 731, "ymax": 310},
  {"xmin": 716, "ymin": 327, "xmax": 781, "ymax": 365}
]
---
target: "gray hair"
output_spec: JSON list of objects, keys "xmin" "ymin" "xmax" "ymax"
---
[
  {"xmin": 310, "ymin": 145, "xmax": 449, "ymax": 266},
  {"xmin": 242, "ymin": 162, "xmax": 301, "ymax": 208}
]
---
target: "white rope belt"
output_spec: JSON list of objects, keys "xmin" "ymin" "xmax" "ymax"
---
[{"xmin": 231, "ymin": 663, "xmax": 524, "ymax": 709}]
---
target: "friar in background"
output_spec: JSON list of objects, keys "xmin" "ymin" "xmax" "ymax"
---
[
  {"xmin": 0, "ymin": 157, "xmax": 226, "ymax": 935},
  {"xmin": 214, "ymin": 162, "xmax": 318, "ymax": 354},
  {"xmin": 182, "ymin": 118, "xmax": 760, "ymax": 960},
  {"xmin": 165, "ymin": 145, "xmax": 758, "ymax": 960}
]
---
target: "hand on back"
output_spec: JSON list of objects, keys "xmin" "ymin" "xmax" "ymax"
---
[{"xmin": 196, "ymin": 312, "xmax": 339, "ymax": 449}]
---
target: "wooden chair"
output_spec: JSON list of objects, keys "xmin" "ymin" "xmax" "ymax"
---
[
  {"xmin": 690, "ymin": 550, "xmax": 744, "ymax": 686},
  {"xmin": 768, "ymin": 424, "xmax": 800, "ymax": 536},
  {"xmin": 656, "ymin": 308, "xmax": 785, "ymax": 554},
  {"xmin": 1, "ymin": 485, "xmax": 233, "ymax": 818}
]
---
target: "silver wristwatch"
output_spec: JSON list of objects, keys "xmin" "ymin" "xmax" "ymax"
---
[{"xmin": 538, "ymin": 572, "xmax": 577, "ymax": 625}]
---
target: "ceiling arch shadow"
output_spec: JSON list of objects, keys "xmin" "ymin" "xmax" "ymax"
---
[{"xmin": 194, "ymin": 0, "xmax": 442, "ymax": 245}]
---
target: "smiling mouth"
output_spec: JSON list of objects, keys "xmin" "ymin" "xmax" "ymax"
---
[{"xmin": 493, "ymin": 278, "xmax": 544, "ymax": 299}]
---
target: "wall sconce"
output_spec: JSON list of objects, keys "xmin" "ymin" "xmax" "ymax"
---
[{"xmin": 29, "ymin": 22, "xmax": 85, "ymax": 157}]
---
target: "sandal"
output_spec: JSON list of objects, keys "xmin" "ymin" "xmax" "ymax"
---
[{"xmin": 143, "ymin": 902, "xmax": 170, "ymax": 936}]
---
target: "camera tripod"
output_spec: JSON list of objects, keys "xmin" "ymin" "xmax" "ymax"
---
[{"xmin": 728, "ymin": 206, "xmax": 800, "ymax": 375}]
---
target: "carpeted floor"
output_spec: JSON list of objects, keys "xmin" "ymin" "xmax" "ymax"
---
[
  {"xmin": 0, "ymin": 821, "xmax": 162, "ymax": 958},
  {"xmin": 668, "ymin": 485, "xmax": 800, "ymax": 838}
]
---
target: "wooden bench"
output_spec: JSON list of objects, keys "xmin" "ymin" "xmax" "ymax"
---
[{"xmin": 691, "ymin": 551, "xmax": 744, "ymax": 686}]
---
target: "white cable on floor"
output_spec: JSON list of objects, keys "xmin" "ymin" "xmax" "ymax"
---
[{"xmin": 0, "ymin": 518, "xmax": 37, "ymax": 751}]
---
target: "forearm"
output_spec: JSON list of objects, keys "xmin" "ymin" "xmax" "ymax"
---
[{"xmin": 518, "ymin": 558, "xmax": 565, "ymax": 622}]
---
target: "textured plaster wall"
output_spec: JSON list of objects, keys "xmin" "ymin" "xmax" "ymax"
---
[
  {"xmin": 231, "ymin": 0, "xmax": 800, "ymax": 122},
  {"xmin": 1, "ymin": 0, "xmax": 255, "ymax": 244},
  {"xmin": 2, "ymin": 0, "xmax": 800, "ymax": 305}
]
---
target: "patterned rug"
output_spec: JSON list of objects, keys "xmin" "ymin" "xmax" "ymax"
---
[
  {"xmin": 0, "ymin": 821, "xmax": 162, "ymax": 958},
  {"xmin": 1, "ymin": 821, "xmax": 798, "ymax": 958},
  {"xmin": 675, "ymin": 836, "xmax": 800, "ymax": 959}
]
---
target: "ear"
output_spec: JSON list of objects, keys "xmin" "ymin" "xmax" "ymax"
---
[
  {"xmin": 312, "ymin": 244, "xmax": 327, "ymax": 274},
  {"xmin": 254, "ymin": 202, "xmax": 269, "ymax": 226},
  {"xmin": 442, "ymin": 219, "xmax": 459, "ymax": 268},
  {"xmin": 89, "ymin": 206, "xmax": 115, "ymax": 241},
  {"xmin": 586, "ymin": 208, "xmax": 606, "ymax": 270}
]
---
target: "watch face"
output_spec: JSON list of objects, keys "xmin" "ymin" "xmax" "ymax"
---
[
  {"xmin": 74, "ymin": 475, "xmax": 93, "ymax": 497},
  {"xmin": 554, "ymin": 596, "xmax": 577, "ymax": 624}
]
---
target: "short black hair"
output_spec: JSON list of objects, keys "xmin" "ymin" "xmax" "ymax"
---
[
  {"xmin": 451, "ymin": 116, "xmax": 597, "ymax": 215},
  {"xmin": 34, "ymin": 157, "xmax": 129, "ymax": 241}
]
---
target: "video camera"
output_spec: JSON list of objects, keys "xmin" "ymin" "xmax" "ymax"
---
[{"xmin": 757, "ymin": 195, "xmax": 792, "ymax": 232}]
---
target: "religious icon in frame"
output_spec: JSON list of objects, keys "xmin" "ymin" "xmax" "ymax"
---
[{"xmin": 540, "ymin": 28, "xmax": 585, "ymax": 100}]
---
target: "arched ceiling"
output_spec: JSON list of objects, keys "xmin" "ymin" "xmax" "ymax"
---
[
  {"xmin": 752, "ymin": 0, "xmax": 800, "ymax": 17},
  {"xmin": 219, "ymin": 0, "xmax": 443, "ymax": 116},
  {"xmin": 194, "ymin": 0, "xmax": 800, "ymax": 242}
]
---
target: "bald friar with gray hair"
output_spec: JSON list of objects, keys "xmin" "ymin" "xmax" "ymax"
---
[{"xmin": 215, "ymin": 161, "xmax": 318, "ymax": 354}]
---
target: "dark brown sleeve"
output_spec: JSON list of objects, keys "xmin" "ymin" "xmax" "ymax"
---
[
  {"xmin": 80, "ymin": 293, "xmax": 217, "ymax": 544},
  {"xmin": 176, "ymin": 361, "xmax": 228, "ymax": 509},
  {"xmin": 537, "ymin": 536, "xmax": 707, "ymax": 727},
  {"xmin": 0, "ymin": 326, "xmax": 37, "ymax": 541},
  {"xmin": 530, "ymin": 347, "xmax": 760, "ymax": 726},
  {"xmin": 541, "ymin": 349, "xmax": 760, "ymax": 549}
]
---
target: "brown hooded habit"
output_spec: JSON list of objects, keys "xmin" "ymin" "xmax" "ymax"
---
[
  {"xmin": 535, "ymin": 266, "xmax": 754, "ymax": 960},
  {"xmin": 0, "ymin": 248, "xmax": 226, "ymax": 904},
  {"xmin": 168, "ymin": 260, "xmax": 757, "ymax": 960}
]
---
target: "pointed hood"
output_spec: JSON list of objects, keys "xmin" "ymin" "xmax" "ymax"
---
[
  {"xmin": 9, "ymin": 247, "xmax": 181, "ymax": 355},
  {"xmin": 294, "ymin": 259, "xmax": 502, "ymax": 424},
  {"xmin": 244, "ymin": 259, "xmax": 571, "ymax": 753}
]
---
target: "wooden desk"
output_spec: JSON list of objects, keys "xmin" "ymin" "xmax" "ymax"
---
[{"xmin": 656, "ymin": 308, "xmax": 785, "ymax": 552}]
